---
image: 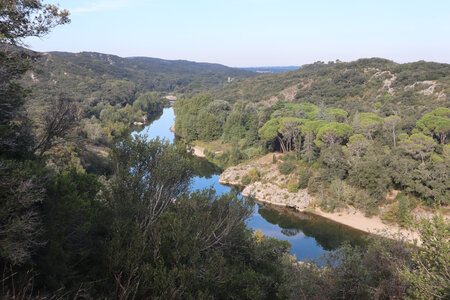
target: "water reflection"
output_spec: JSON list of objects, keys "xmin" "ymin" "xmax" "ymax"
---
[{"xmin": 256, "ymin": 204, "xmax": 368, "ymax": 251}]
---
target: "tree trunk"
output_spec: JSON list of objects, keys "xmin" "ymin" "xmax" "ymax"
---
[
  {"xmin": 277, "ymin": 136, "xmax": 287, "ymax": 153},
  {"xmin": 393, "ymin": 128, "xmax": 396, "ymax": 147}
]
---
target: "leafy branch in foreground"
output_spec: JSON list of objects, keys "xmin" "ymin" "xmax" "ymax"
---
[{"xmin": 0, "ymin": 0, "xmax": 70, "ymax": 45}]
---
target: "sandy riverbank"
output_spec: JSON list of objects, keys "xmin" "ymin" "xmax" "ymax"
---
[
  {"xmin": 218, "ymin": 153, "xmax": 421, "ymax": 243},
  {"xmin": 309, "ymin": 207, "xmax": 420, "ymax": 243},
  {"xmin": 191, "ymin": 145, "xmax": 206, "ymax": 158}
]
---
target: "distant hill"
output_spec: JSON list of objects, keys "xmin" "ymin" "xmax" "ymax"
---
[
  {"xmin": 214, "ymin": 58, "xmax": 450, "ymax": 116},
  {"xmin": 240, "ymin": 66, "xmax": 300, "ymax": 74},
  {"xmin": 23, "ymin": 50, "xmax": 256, "ymax": 100}
]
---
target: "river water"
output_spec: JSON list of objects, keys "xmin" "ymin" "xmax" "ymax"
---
[{"xmin": 140, "ymin": 107, "xmax": 367, "ymax": 261}]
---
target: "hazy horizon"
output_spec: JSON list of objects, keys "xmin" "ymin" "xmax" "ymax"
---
[{"xmin": 25, "ymin": 0, "xmax": 450, "ymax": 67}]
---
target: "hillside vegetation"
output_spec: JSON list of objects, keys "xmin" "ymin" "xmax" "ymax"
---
[
  {"xmin": 175, "ymin": 58, "xmax": 450, "ymax": 221},
  {"xmin": 14, "ymin": 48, "xmax": 255, "ymax": 173}
]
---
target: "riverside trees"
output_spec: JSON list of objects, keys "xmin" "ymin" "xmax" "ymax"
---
[{"xmin": 175, "ymin": 88, "xmax": 449, "ymax": 212}]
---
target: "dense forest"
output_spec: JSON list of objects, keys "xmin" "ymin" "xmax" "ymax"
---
[
  {"xmin": 174, "ymin": 59, "xmax": 450, "ymax": 223},
  {"xmin": 0, "ymin": 1, "xmax": 449, "ymax": 299}
]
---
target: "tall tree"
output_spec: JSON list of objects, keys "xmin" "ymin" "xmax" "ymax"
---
[
  {"xmin": 105, "ymin": 136, "xmax": 193, "ymax": 297},
  {"xmin": 357, "ymin": 113, "xmax": 383, "ymax": 140},
  {"xmin": 383, "ymin": 115, "xmax": 401, "ymax": 147},
  {"xmin": 315, "ymin": 122, "xmax": 353, "ymax": 147},
  {"xmin": 416, "ymin": 108, "xmax": 450, "ymax": 144},
  {"xmin": 302, "ymin": 131, "xmax": 316, "ymax": 163},
  {"xmin": 399, "ymin": 133, "xmax": 437, "ymax": 164},
  {"xmin": 279, "ymin": 117, "xmax": 302, "ymax": 152},
  {"xmin": 258, "ymin": 118, "xmax": 287, "ymax": 152},
  {"xmin": 344, "ymin": 134, "xmax": 371, "ymax": 158}
]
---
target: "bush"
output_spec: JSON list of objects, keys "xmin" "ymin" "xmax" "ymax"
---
[
  {"xmin": 307, "ymin": 174, "xmax": 322, "ymax": 194},
  {"xmin": 272, "ymin": 154, "xmax": 277, "ymax": 164},
  {"xmin": 396, "ymin": 193, "xmax": 417, "ymax": 227},
  {"xmin": 278, "ymin": 161, "xmax": 296, "ymax": 175},
  {"xmin": 241, "ymin": 174, "xmax": 251, "ymax": 185},
  {"xmin": 298, "ymin": 168, "xmax": 312, "ymax": 189},
  {"xmin": 329, "ymin": 179, "xmax": 345, "ymax": 206},
  {"xmin": 288, "ymin": 179, "xmax": 299, "ymax": 193},
  {"xmin": 248, "ymin": 168, "xmax": 260, "ymax": 183}
]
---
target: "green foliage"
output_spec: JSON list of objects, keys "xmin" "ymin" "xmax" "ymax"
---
[
  {"xmin": 258, "ymin": 118, "xmax": 280, "ymax": 141},
  {"xmin": 0, "ymin": 51, "xmax": 34, "ymax": 159},
  {"xmin": 324, "ymin": 107, "xmax": 348, "ymax": 122},
  {"xmin": 397, "ymin": 193, "xmax": 414, "ymax": 227},
  {"xmin": 344, "ymin": 134, "xmax": 371, "ymax": 157},
  {"xmin": 0, "ymin": 0, "xmax": 69, "ymax": 45},
  {"xmin": 287, "ymin": 178, "xmax": 299, "ymax": 193},
  {"xmin": 298, "ymin": 168, "xmax": 312, "ymax": 189},
  {"xmin": 241, "ymin": 174, "xmax": 251, "ymax": 185},
  {"xmin": 39, "ymin": 169, "xmax": 109, "ymax": 291},
  {"xmin": 272, "ymin": 153, "xmax": 277, "ymax": 164},
  {"xmin": 247, "ymin": 168, "xmax": 260, "ymax": 183},
  {"xmin": 278, "ymin": 160, "xmax": 297, "ymax": 175},
  {"xmin": 301, "ymin": 119, "xmax": 327, "ymax": 135},
  {"xmin": 389, "ymin": 151, "xmax": 449, "ymax": 206},
  {"xmin": 319, "ymin": 144, "xmax": 349, "ymax": 180},
  {"xmin": 222, "ymin": 110, "xmax": 253, "ymax": 142},
  {"xmin": 315, "ymin": 122, "xmax": 353, "ymax": 147},
  {"xmin": 355, "ymin": 112, "xmax": 383, "ymax": 140},
  {"xmin": 0, "ymin": 160, "xmax": 45, "ymax": 265},
  {"xmin": 383, "ymin": 115, "xmax": 402, "ymax": 147},
  {"xmin": 349, "ymin": 150, "xmax": 390, "ymax": 201},
  {"xmin": 399, "ymin": 132, "xmax": 437, "ymax": 163},
  {"xmin": 416, "ymin": 107, "xmax": 450, "ymax": 144},
  {"xmin": 401, "ymin": 215, "xmax": 450, "ymax": 299},
  {"xmin": 241, "ymin": 168, "xmax": 260, "ymax": 185},
  {"xmin": 297, "ymin": 102, "xmax": 319, "ymax": 120}
]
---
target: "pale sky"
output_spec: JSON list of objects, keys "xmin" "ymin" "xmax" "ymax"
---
[{"xmin": 25, "ymin": 0, "xmax": 450, "ymax": 67}]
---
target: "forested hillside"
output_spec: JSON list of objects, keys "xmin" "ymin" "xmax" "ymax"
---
[
  {"xmin": 175, "ymin": 58, "xmax": 450, "ymax": 222},
  {"xmin": 26, "ymin": 50, "xmax": 255, "ymax": 96},
  {"xmin": 12, "ymin": 48, "xmax": 255, "ymax": 173}
]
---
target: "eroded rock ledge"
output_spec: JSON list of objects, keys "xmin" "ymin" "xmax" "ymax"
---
[{"xmin": 218, "ymin": 154, "xmax": 314, "ymax": 210}]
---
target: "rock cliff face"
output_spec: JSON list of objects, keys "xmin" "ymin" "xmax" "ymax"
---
[
  {"xmin": 218, "ymin": 154, "xmax": 314, "ymax": 210},
  {"xmin": 241, "ymin": 182, "xmax": 313, "ymax": 210}
]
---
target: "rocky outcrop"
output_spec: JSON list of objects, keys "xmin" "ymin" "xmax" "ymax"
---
[
  {"xmin": 241, "ymin": 182, "xmax": 313, "ymax": 210},
  {"xmin": 219, "ymin": 154, "xmax": 314, "ymax": 211}
]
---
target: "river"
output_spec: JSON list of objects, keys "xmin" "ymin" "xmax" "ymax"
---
[{"xmin": 139, "ymin": 107, "xmax": 367, "ymax": 261}]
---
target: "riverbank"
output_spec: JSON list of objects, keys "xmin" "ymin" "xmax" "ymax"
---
[
  {"xmin": 191, "ymin": 145, "xmax": 206, "ymax": 158},
  {"xmin": 169, "ymin": 125, "xmax": 207, "ymax": 158},
  {"xmin": 218, "ymin": 153, "xmax": 422, "ymax": 243}
]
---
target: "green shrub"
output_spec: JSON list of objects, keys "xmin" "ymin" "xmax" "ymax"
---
[
  {"xmin": 278, "ymin": 161, "xmax": 296, "ymax": 175},
  {"xmin": 298, "ymin": 168, "xmax": 312, "ymax": 189},
  {"xmin": 397, "ymin": 193, "xmax": 416, "ymax": 227},
  {"xmin": 272, "ymin": 154, "xmax": 277, "ymax": 164},
  {"xmin": 288, "ymin": 179, "xmax": 299, "ymax": 193},
  {"xmin": 329, "ymin": 179, "xmax": 345, "ymax": 205},
  {"xmin": 307, "ymin": 175, "xmax": 322, "ymax": 194},
  {"xmin": 248, "ymin": 168, "xmax": 260, "ymax": 183},
  {"xmin": 381, "ymin": 203, "xmax": 398, "ymax": 225},
  {"xmin": 241, "ymin": 174, "xmax": 251, "ymax": 185}
]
